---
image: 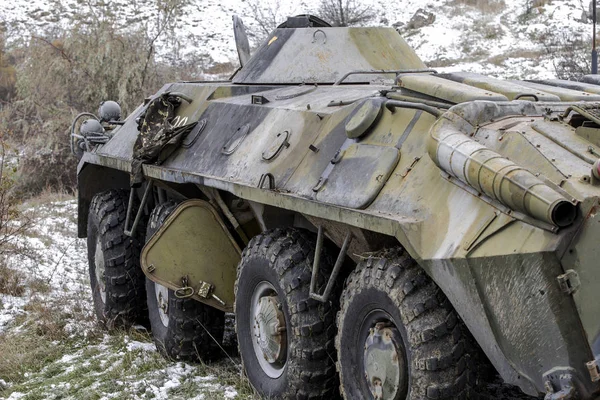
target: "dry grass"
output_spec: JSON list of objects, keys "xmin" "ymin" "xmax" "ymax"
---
[
  {"xmin": 487, "ymin": 49, "xmax": 546, "ymax": 66},
  {"xmin": 205, "ymin": 61, "xmax": 236, "ymax": 76},
  {"xmin": 448, "ymin": 0, "xmax": 507, "ymax": 15},
  {"xmin": 0, "ymin": 297, "xmax": 79, "ymax": 384},
  {"xmin": 22, "ymin": 189, "xmax": 75, "ymax": 209},
  {"xmin": 0, "ymin": 265, "xmax": 26, "ymax": 296},
  {"xmin": 0, "ymin": 332, "xmax": 67, "ymax": 384}
]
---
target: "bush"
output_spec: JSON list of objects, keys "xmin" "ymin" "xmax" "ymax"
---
[
  {"xmin": 0, "ymin": 0, "xmax": 198, "ymax": 197},
  {"xmin": 448, "ymin": 0, "xmax": 506, "ymax": 15},
  {"xmin": 0, "ymin": 136, "xmax": 32, "ymax": 269},
  {"xmin": 536, "ymin": 27, "xmax": 591, "ymax": 80}
]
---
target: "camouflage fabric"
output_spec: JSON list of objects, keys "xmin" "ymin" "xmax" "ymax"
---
[{"xmin": 130, "ymin": 93, "xmax": 196, "ymax": 187}]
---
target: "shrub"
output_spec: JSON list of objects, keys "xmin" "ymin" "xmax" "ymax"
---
[
  {"xmin": 448, "ymin": 0, "xmax": 507, "ymax": 15},
  {"xmin": 535, "ymin": 27, "xmax": 591, "ymax": 79},
  {"xmin": 0, "ymin": 0, "xmax": 197, "ymax": 197}
]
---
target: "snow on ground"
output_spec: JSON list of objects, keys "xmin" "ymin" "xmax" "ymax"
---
[
  {"xmin": 1, "ymin": 200, "xmax": 91, "ymax": 335},
  {"xmin": 0, "ymin": 0, "xmax": 593, "ymax": 79},
  {"xmin": 0, "ymin": 198, "xmax": 245, "ymax": 400}
]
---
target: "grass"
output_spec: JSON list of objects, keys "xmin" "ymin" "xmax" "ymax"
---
[
  {"xmin": 0, "ymin": 316, "xmax": 256, "ymax": 399},
  {"xmin": 0, "ymin": 193, "xmax": 257, "ymax": 399},
  {"xmin": 0, "ymin": 265, "xmax": 26, "ymax": 296}
]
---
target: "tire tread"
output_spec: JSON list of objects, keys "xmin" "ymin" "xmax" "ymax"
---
[
  {"xmin": 87, "ymin": 189, "xmax": 147, "ymax": 327},
  {"xmin": 235, "ymin": 228, "xmax": 340, "ymax": 399},
  {"xmin": 336, "ymin": 248, "xmax": 477, "ymax": 400}
]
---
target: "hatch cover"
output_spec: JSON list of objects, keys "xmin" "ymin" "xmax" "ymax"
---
[{"xmin": 315, "ymin": 144, "xmax": 399, "ymax": 209}]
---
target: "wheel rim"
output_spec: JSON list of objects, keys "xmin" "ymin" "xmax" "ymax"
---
[
  {"xmin": 250, "ymin": 281, "xmax": 287, "ymax": 378},
  {"xmin": 361, "ymin": 310, "xmax": 408, "ymax": 400},
  {"xmin": 94, "ymin": 237, "xmax": 106, "ymax": 303},
  {"xmin": 155, "ymin": 283, "xmax": 170, "ymax": 327}
]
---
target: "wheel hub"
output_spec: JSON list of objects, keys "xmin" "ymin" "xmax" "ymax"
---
[
  {"xmin": 254, "ymin": 295, "xmax": 286, "ymax": 363},
  {"xmin": 155, "ymin": 283, "xmax": 169, "ymax": 327},
  {"xmin": 250, "ymin": 281, "xmax": 288, "ymax": 378},
  {"xmin": 94, "ymin": 237, "xmax": 106, "ymax": 303},
  {"xmin": 363, "ymin": 322, "xmax": 406, "ymax": 399}
]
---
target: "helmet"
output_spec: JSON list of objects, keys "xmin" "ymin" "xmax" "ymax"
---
[
  {"xmin": 98, "ymin": 100, "xmax": 122, "ymax": 122},
  {"xmin": 80, "ymin": 119, "xmax": 105, "ymax": 136}
]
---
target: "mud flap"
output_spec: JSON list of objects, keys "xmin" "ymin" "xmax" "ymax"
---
[{"xmin": 140, "ymin": 199, "xmax": 241, "ymax": 312}]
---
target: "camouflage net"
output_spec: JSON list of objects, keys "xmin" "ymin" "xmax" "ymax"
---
[{"xmin": 131, "ymin": 93, "xmax": 196, "ymax": 187}]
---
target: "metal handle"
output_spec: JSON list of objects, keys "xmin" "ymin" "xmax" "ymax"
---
[{"xmin": 334, "ymin": 68, "xmax": 438, "ymax": 85}]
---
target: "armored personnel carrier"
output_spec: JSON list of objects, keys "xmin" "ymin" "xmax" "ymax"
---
[{"xmin": 73, "ymin": 15, "xmax": 600, "ymax": 400}]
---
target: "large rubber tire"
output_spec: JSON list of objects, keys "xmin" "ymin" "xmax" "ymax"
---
[
  {"xmin": 235, "ymin": 228, "xmax": 341, "ymax": 399},
  {"xmin": 87, "ymin": 189, "xmax": 147, "ymax": 328},
  {"xmin": 145, "ymin": 201, "xmax": 225, "ymax": 361},
  {"xmin": 336, "ymin": 248, "xmax": 476, "ymax": 400}
]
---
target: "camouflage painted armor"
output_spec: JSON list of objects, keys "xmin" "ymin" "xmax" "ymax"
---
[{"xmin": 77, "ymin": 21, "xmax": 600, "ymax": 400}]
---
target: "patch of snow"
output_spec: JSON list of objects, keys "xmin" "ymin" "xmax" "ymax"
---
[
  {"xmin": 125, "ymin": 340, "xmax": 157, "ymax": 352},
  {"xmin": 224, "ymin": 387, "xmax": 238, "ymax": 399},
  {"xmin": 0, "ymin": 295, "xmax": 27, "ymax": 333},
  {"xmin": 1, "ymin": 0, "xmax": 594, "ymax": 79}
]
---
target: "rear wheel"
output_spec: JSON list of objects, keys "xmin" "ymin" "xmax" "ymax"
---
[
  {"xmin": 145, "ymin": 201, "xmax": 225, "ymax": 361},
  {"xmin": 87, "ymin": 189, "xmax": 147, "ymax": 328},
  {"xmin": 235, "ymin": 228, "xmax": 341, "ymax": 399},
  {"xmin": 336, "ymin": 248, "xmax": 476, "ymax": 399}
]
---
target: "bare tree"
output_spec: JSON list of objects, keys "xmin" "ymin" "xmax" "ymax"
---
[
  {"xmin": 241, "ymin": 0, "xmax": 303, "ymax": 46},
  {"xmin": 537, "ymin": 27, "xmax": 591, "ymax": 80},
  {"xmin": 246, "ymin": 0, "xmax": 283, "ymax": 39},
  {"xmin": 317, "ymin": 0, "xmax": 374, "ymax": 27},
  {"xmin": 0, "ymin": 32, "xmax": 16, "ymax": 103}
]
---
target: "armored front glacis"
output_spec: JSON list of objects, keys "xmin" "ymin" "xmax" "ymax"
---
[{"xmin": 75, "ymin": 15, "xmax": 600, "ymax": 400}]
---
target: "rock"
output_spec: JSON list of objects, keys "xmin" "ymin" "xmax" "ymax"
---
[
  {"xmin": 392, "ymin": 21, "xmax": 404, "ymax": 29},
  {"xmin": 406, "ymin": 8, "xmax": 436, "ymax": 30}
]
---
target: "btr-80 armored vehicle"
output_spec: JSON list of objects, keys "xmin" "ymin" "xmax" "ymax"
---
[{"xmin": 73, "ymin": 15, "xmax": 600, "ymax": 400}]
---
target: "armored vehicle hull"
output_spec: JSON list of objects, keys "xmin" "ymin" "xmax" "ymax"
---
[{"xmin": 76, "ymin": 20, "xmax": 600, "ymax": 400}]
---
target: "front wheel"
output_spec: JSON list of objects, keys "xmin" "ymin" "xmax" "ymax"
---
[
  {"xmin": 235, "ymin": 228, "xmax": 341, "ymax": 399},
  {"xmin": 336, "ymin": 249, "xmax": 476, "ymax": 399},
  {"xmin": 87, "ymin": 189, "xmax": 147, "ymax": 328}
]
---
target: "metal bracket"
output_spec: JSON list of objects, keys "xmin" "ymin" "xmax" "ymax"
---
[
  {"xmin": 196, "ymin": 280, "xmax": 226, "ymax": 306},
  {"xmin": 309, "ymin": 226, "xmax": 352, "ymax": 303},
  {"xmin": 543, "ymin": 367, "xmax": 580, "ymax": 400},
  {"xmin": 544, "ymin": 384, "xmax": 577, "ymax": 400},
  {"xmin": 587, "ymin": 359, "xmax": 600, "ymax": 382},
  {"xmin": 557, "ymin": 269, "xmax": 580, "ymax": 295},
  {"xmin": 251, "ymin": 95, "xmax": 269, "ymax": 105},
  {"xmin": 124, "ymin": 181, "xmax": 153, "ymax": 237}
]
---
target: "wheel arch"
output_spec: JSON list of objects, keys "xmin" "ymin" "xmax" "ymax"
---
[{"xmin": 77, "ymin": 163, "xmax": 130, "ymax": 238}]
